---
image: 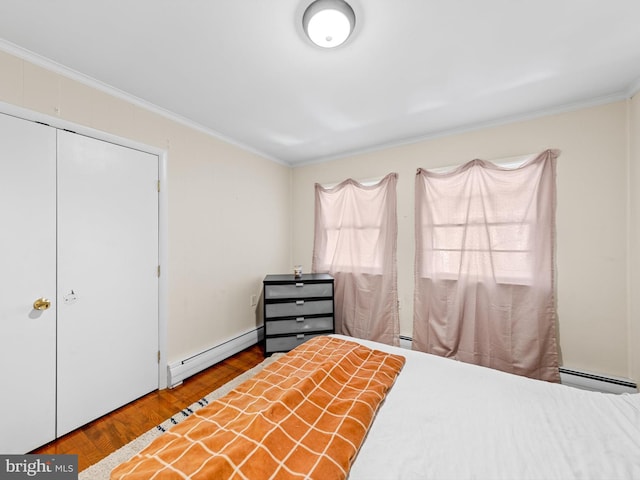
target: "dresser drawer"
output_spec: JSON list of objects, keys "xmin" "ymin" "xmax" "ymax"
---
[
  {"xmin": 265, "ymin": 316, "xmax": 333, "ymax": 336},
  {"xmin": 264, "ymin": 282, "xmax": 333, "ymax": 300},
  {"xmin": 265, "ymin": 333, "xmax": 324, "ymax": 352},
  {"xmin": 265, "ymin": 299, "xmax": 333, "ymax": 318}
]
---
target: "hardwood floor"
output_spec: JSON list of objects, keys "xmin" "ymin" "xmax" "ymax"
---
[{"xmin": 31, "ymin": 344, "xmax": 265, "ymax": 472}]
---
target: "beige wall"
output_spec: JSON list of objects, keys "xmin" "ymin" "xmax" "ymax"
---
[
  {"xmin": 630, "ymin": 92, "xmax": 640, "ymax": 382},
  {"xmin": 2, "ymin": 47, "xmax": 637, "ymax": 383},
  {"xmin": 292, "ymin": 101, "xmax": 635, "ymax": 381},
  {"xmin": 0, "ymin": 49, "xmax": 292, "ymax": 365}
]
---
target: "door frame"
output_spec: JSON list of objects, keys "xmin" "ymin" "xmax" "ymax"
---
[{"xmin": 0, "ymin": 100, "xmax": 170, "ymax": 389}]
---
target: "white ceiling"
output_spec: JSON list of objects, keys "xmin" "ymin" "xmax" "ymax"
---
[{"xmin": 1, "ymin": 0, "xmax": 639, "ymax": 166}]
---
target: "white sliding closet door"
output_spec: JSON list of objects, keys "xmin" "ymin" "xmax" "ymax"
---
[
  {"xmin": 0, "ymin": 113, "xmax": 57, "ymax": 453},
  {"xmin": 56, "ymin": 131, "xmax": 159, "ymax": 436}
]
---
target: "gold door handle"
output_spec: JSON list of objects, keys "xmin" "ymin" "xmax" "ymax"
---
[{"xmin": 33, "ymin": 297, "xmax": 51, "ymax": 311}]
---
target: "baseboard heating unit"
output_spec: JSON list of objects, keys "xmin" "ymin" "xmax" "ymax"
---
[
  {"xmin": 396, "ymin": 336, "xmax": 636, "ymax": 394},
  {"xmin": 168, "ymin": 327, "xmax": 264, "ymax": 388},
  {"xmin": 399, "ymin": 335, "xmax": 413, "ymax": 350},
  {"xmin": 559, "ymin": 367, "xmax": 637, "ymax": 394}
]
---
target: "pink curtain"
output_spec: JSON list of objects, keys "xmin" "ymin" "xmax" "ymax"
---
[
  {"xmin": 413, "ymin": 150, "xmax": 560, "ymax": 382},
  {"xmin": 312, "ymin": 173, "xmax": 399, "ymax": 346}
]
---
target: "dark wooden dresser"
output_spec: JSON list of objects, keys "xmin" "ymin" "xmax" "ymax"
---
[{"xmin": 263, "ymin": 273, "xmax": 335, "ymax": 355}]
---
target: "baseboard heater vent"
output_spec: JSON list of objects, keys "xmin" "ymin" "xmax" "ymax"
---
[
  {"xmin": 399, "ymin": 335, "xmax": 413, "ymax": 350},
  {"xmin": 559, "ymin": 367, "xmax": 637, "ymax": 394},
  {"xmin": 168, "ymin": 327, "xmax": 264, "ymax": 388}
]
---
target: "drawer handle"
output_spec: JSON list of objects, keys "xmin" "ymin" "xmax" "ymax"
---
[
  {"xmin": 296, "ymin": 317, "xmax": 305, "ymax": 322},
  {"xmin": 296, "ymin": 300, "xmax": 304, "ymax": 305},
  {"xmin": 297, "ymin": 334, "xmax": 304, "ymax": 339},
  {"xmin": 295, "ymin": 282, "xmax": 304, "ymax": 287}
]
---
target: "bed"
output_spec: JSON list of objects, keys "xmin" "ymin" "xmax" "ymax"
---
[{"xmin": 113, "ymin": 334, "xmax": 640, "ymax": 479}]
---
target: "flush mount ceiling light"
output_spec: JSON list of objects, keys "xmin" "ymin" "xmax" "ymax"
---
[{"xmin": 303, "ymin": 0, "xmax": 356, "ymax": 48}]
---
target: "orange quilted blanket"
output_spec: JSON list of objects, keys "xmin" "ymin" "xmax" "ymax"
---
[{"xmin": 111, "ymin": 336, "xmax": 405, "ymax": 480}]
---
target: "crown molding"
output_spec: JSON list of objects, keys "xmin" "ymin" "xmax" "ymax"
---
[
  {"xmin": 293, "ymin": 90, "xmax": 632, "ymax": 167},
  {"xmin": 0, "ymin": 39, "xmax": 288, "ymax": 166},
  {"xmin": 627, "ymin": 77, "xmax": 640, "ymax": 98},
  {"xmin": 2, "ymin": 38, "xmax": 636, "ymax": 169}
]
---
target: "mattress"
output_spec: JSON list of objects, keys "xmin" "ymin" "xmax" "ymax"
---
[{"xmin": 340, "ymin": 335, "xmax": 640, "ymax": 480}]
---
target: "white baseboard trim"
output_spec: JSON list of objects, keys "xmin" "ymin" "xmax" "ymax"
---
[{"xmin": 167, "ymin": 326, "xmax": 264, "ymax": 388}]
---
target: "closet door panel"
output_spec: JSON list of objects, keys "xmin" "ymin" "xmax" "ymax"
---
[
  {"xmin": 56, "ymin": 131, "xmax": 159, "ymax": 436},
  {"xmin": 0, "ymin": 113, "xmax": 57, "ymax": 453}
]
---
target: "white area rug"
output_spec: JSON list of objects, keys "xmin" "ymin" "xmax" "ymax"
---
[{"xmin": 79, "ymin": 353, "xmax": 282, "ymax": 480}]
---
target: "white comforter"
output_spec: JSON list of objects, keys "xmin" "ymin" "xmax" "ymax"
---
[{"xmin": 336, "ymin": 335, "xmax": 640, "ymax": 480}]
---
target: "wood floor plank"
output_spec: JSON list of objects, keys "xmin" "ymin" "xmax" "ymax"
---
[{"xmin": 31, "ymin": 344, "xmax": 264, "ymax": 472}]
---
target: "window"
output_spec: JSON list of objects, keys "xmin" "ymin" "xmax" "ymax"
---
[
  {"xmin": 413, "ymin": 151, "xmax": 560, "ymax": 382},
  {"xmin": 420, "ymin": 191, "xmax": 535, "ymax": 285},
  {"xmin": 312, "ymin": 173, "xmax": 399, "ymax": 346}
]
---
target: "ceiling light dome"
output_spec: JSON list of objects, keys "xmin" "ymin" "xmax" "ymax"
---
[{"xmin": 303, "ymin": 0, "xmax": 356, "ymax": 48}]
